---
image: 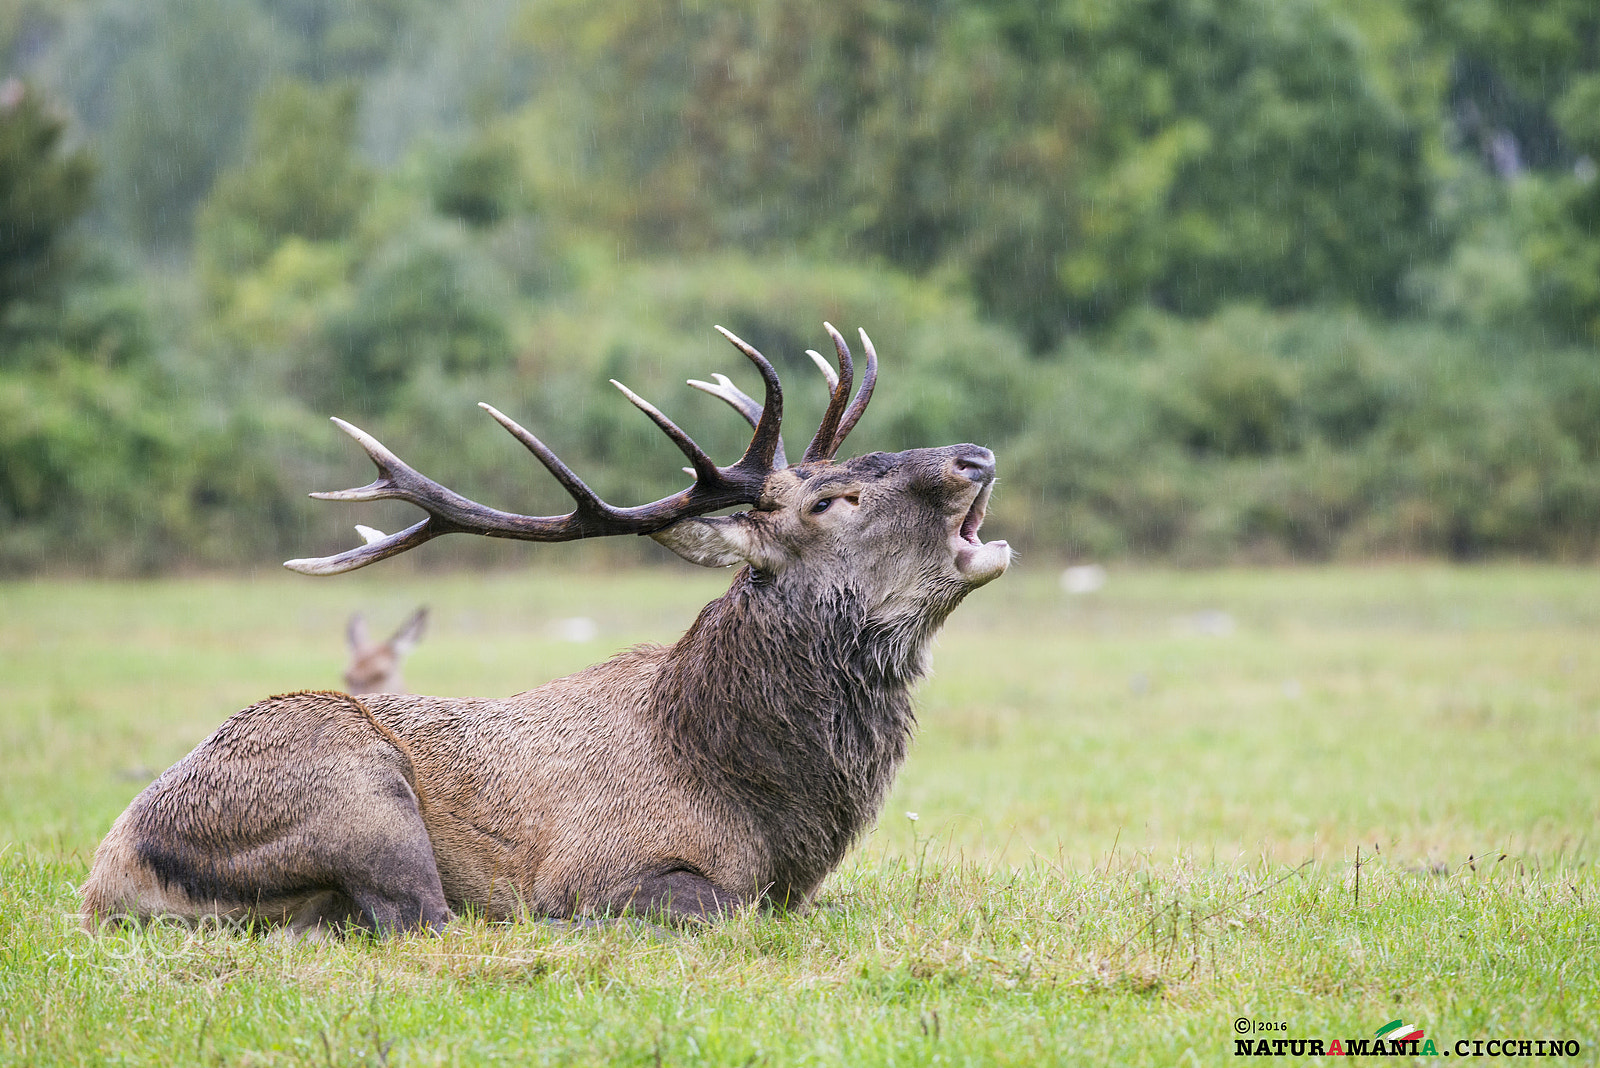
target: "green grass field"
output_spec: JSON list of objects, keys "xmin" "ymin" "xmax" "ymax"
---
[{"xmin": 2, "ymin": 564, "xmax": 1597, "ymax": 1065}]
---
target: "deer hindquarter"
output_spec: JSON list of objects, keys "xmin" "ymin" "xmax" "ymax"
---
[{"xmin": 79, "ymin": 690, "xmax": 451, "ymax": 936}]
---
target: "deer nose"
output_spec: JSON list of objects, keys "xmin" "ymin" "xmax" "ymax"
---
[{"xmin": 951, "ymin": 448, "xmax": 995, "ymax": 484}]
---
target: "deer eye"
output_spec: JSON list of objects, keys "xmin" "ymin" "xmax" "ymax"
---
[{"xmin": 809, "ymin": 498, "xmax": 834, "ymax": 515}]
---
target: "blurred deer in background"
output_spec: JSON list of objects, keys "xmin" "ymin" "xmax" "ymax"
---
[
  {"xmin": 342, "ymin": 606, "xmax": 428, "ymax": 695},
  {"xmin": 82, "ymin": 323, "xmax": 1011, "ymax": 935}
]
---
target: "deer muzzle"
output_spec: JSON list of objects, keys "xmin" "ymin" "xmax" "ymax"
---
[{"xmin": 945, "ymin": 449, "xmax": 1010, "ymax": 585}]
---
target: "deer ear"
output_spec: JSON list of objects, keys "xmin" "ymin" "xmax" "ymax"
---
[
  {"xmin": 651, "ymin": 515, "xmax": 780, "ymax": 571},
  {"xmin": 347, "ymin": 613, "xmax": 369, "ymax": 650},
  {"xmin": 390, "ymin": 607, "xmax": 428, "ymax": 656}
]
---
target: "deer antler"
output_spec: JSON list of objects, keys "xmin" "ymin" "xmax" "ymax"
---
[
  {"xmin": 825, "ymin": 326, "xmax": 878, "ymax": 458},
  {"xmin": 285, "ymin": 325, "xmax": 785, "ymax": 575},
  {"xmin": 688, "ymin": 322, "xmax": 878, "ymax": 467}
]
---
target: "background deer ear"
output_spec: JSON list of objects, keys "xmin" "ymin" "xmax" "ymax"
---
[
  {"xmin": 651, "ymin": 516, "xmax": 779, "ymax": 571},
  {"xmin": 346, "ymin": 613, "xmax": 369, "ymax": 651},
  {"xmin": 390, "ymin": 607, "xmax": 428, "ymax": 656}
]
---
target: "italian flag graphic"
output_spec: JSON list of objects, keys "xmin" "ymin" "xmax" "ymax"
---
[{"xmin": 1376, "ymin": 1019, "xmax": 1426, "ymax": 1043}]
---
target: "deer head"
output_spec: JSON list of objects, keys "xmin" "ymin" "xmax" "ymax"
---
[{"xmin": 342, "ymin": 606, "xmax": 428, "ymax": 694}]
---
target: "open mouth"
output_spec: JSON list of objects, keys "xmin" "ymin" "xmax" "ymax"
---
[
  {"xmin": 947, "ymin": 465, "xmax": 1009, "ymax": 586},
  {"xmin": 955, "ymin": 482, "xmax": 992, "ymax": 546}
]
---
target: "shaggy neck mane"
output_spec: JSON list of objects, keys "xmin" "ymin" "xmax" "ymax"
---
[{"xmin": 648, "ymin": 566, "xmax": 930, "ymax": 897}]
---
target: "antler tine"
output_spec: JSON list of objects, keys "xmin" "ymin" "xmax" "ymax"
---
[
  {"xmin": 478, "ymin": 403, "xmax": 614, "ymax": 516},
  {"xmin": 484, "ymin": 388, "xmax": 774, "ymax": 524},
  {"xmin": 801, "ymin": 322, "xmax": 854, "ymax": 463},
  {"xmin": 286, "ymin": 518, "xmax": 441, "ymax": 575},
  {"xmin": 830, "ymin": 327, "xmax": 879, "ymax": 454},
  {"xmin": 713, "ymin": 325, "xmax": 784, "ymax": 474},
  {"xmin": 687, "ymin": 373, "xmax": 789, "ymax": 469},
  {"xmin": 688, "ymin": 373, "xmax": 761, "ymax": 426},
  {"xmin": 608, "ymin": 380, "xmax": 722, "ymax": 484},
  {"xmin": 805, "ymin": 350, "xmax": 840, "ymax": 391},
  {"xmin": 306, "ymin": 418, "xmax": 420, "ymax": 503}
]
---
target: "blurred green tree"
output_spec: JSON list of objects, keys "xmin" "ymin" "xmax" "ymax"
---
[
  {"xmin": 195, "ymin": 79, "xmax": 527, "ymax": 419},
  {"xmin": 0, "ymin": 79, "xmax": 242, "ymax": 574},
  {"xmin": 0, "ymin": 78, "xmax": 93, "ymax": 332},
  {"xmin": 1021, "ymin": 0, "xmax": 1438, "ymax": 330},
  {"xmin": 1410, "ymin": 0, "xmax": 1600, "ymax": 341},
  {"xmin": 319, "ymin": 220, "xmax": 516, "ymax": 411},
  {"xmin": 196, "ymin": 79, "xmax": 373, "ymax": 299},
  {"xmin": 521, "ymin": 0, "xmax": 1438, "ymax": 348},
  {"xmin": 257, "ymin": 0, "xmax": 439, "ymax": 79},
  {"xmin": 66, "ymin": 0, "xmax": 278, "ymax": 248},
  {"xmin": 430, "ymin": 133, "xmax": 525, "ymax": 228}
]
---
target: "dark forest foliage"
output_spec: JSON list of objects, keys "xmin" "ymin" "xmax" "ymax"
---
[{"xmin": 0, "ymin": 79, "xmax": 92, "ymax": 324}]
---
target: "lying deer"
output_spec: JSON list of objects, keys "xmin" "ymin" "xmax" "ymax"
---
[
  {"xmin": 81, "ymin": 324, "xmax": 1010, "ymax": 933},
  {"xmin": 342, "ymin": 606, "xmax": 428, "ymax": 694}
]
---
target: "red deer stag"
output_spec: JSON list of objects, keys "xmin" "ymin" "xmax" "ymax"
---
[
  {"xmin": 342, "ymin": 606, "xmax": 428, "ymax": 695},
  {"xmin": 80, "ymin": 324, "xmax": 1011, "ymax": 934}
]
